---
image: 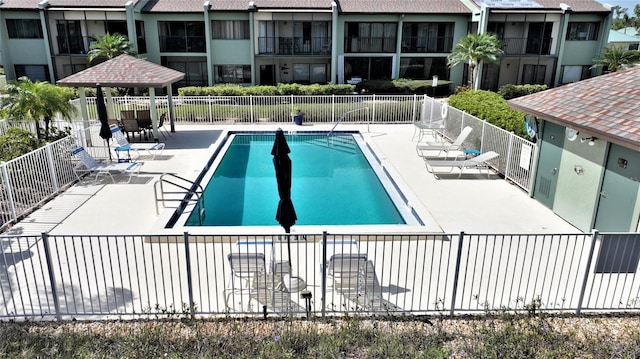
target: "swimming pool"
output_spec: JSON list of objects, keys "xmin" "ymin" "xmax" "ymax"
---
[{"xmin": 170, "ymin": 131, "xmax": 425, "ymax": 229}]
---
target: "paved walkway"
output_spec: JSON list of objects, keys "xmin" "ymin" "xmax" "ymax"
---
[{"xmin": 2, "ymin": 123, "xmax": 580, "ymax": 236}]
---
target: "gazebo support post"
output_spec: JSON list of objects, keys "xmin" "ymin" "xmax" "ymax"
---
[
  {"xmin": 78, "ymin": 87, "xmax": 91, "ymax": 146},
  {"xmin": 149, "ymin": 87, "xmax": 159, "ymax": 141},
  {"xmin": 167, "ymin": 84, "xmax": 175, "ymax": 133}
]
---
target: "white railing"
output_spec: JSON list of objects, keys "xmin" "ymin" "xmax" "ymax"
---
[
  {"xmin": 0, "ymin": 95, "xmax": 533, "ymax": 229},
  {"xmin": 2, "ymin": 230, "xmax": 639, "ymax": 320}
]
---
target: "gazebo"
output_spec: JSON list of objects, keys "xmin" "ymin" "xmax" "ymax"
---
[{"xmin": 57, "ymin": 54, "xmax": 185, "ymax": 141}]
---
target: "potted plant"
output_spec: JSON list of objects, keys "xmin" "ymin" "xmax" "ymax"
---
[{"xmin": 292, "ymin": 106, "xmax": 304, "ymax": 125}]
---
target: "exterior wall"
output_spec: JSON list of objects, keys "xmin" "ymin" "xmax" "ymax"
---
[
  {"xmin": 0, "ymin": 10, "xmax": 49, "ymax": 81},
  {"xmin": 552, "ymin": 129, "xmax": 606, "ymax": 231}
]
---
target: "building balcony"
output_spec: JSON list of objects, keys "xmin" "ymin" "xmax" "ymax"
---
[
  {"xmin": 501, "ymin": 37, "xmax": 554, "ymax": 56},
  {"xmin": 159, "ymin": 36, "xmax": 206, "ymax": 53},
  {"xmin": 55, "ymin": 35, "xmax": 93, "ymax": 55},
  {"xmin": 401, "ymin": 36, "xmax": 453, "ymax": 53},
  {"xmin": 344, "ymin": 36, "xmax": 397, "ymax": 53},
  {"xmin": 257, "ymin": 36, "xmax": 330, "ymax": 56}
]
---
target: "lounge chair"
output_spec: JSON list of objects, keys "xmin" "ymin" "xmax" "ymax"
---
[
  {"xmin": 71, "ymin": 146, "xmax": 142, "ymax": 183},
  {"xmin": 327, "ymin": 254, "xmax": 400, "ymax": 313},
  {"xmin": 224, "ymin": 252, "xmax": 268, "ymax": 311},
  {"xmin": 424, "ymin": 150, "xmax": 500, "ymax": 179},
  {"xmin": 110, "ymin": 124, "xmax": 165, "ymax": 160},
  {"xmin": 416, "ymin": 126, "xmax": 473, "ymax": 159}
]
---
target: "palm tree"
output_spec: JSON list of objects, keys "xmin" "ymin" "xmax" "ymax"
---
[
  {"xmin": 447, "ymin": 33, "xmax": 504, "ymax": 90},
  {"xmin": 591, "ymin": 46, "xmax": 640, "ymax": 72},
  {"xmin": 87, "ymin": 33, "xmax": 137, "ymax": 65},
  {"xmin": 0, "ymin": 77, "xmax": 77, "ymax": 140}
]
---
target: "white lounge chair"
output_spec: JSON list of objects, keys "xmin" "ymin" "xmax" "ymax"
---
[
  {"xmin": 71, "ymin": 146, "xmax": 142, "ymax": 183},
  {"xmin": 110, "ymin": 124, "xmax": 165, "ymax": 160},
  {"xmin": 224, "ymin": 252, "xmax": 268, "ymax": 311},
  {"xmin": 424, "ymin": 150, "xmax": 500, "ymax": 179},
  {"xmin": 416, "ymin": 126, "xmax": 473, "ymax": 159}
]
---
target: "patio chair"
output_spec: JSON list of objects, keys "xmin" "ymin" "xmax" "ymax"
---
[
  {"xmin": 413, "ymin": 118, "xmax": 445, "ymax": 143},
  {"xmin": 416, "ymin": 126, "xmax": 473, "ymax": 159},
  {"xmin": 110, "ymin": 124, "xmax": 165, "ymax": 160},
  {"xmin": 224, "ymin": 252, "xmax": 268, "ymax": 310},
  {"xmin": 424, "ymin": 150, "xmax": 500, "ymax": 179},
  {"xmin": 136, "ymin": 109, "xmax": 153, "ymax": 137},
  {"xmin": 71, "ymin": 146, "xmax": 142, "ymax": 183}
]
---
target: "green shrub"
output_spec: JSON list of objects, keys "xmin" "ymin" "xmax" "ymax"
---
[
  {"xmin": 498, "ymin": 84, "xmax": 548, "ymax": 100},
  {"xmin": 178, "ymin": 83, "xmax": 355, "ymax": 96},
  {"xmin": 356, "ymin": 78, "xmax": 452, "ymax": 95},
  {"xmin": 0, "ymin": 127, "xmax": 44, "ymax": 161},
  {"xmin": 448, "ymin": 90, "xmax": 529, "ymax": 138}
]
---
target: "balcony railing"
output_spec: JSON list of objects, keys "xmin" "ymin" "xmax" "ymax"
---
[
  {"xmin": 344, "ymin": 36, "xmax": 397, "ymax": 53},
  {"xmin": 159, "ymin": 36, "xmax": 206, "ymax": 52},
  {"xmin": 401, "ymin": 36, "xmax": 454, "ymax": 53},
  {"xmin": 501, "ymin": 37, "xmax": 553, "ymax": 56},
  {"xmin": 257, "ymin": 36, "xmax": 330, "ymax": 55},
  {"xmin": 56, "ymin": 35, "xmax": 92, "ymax": 55}
]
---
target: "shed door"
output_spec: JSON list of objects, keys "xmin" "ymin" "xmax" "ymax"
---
[
  {"xmin": 593, "ymin": 144, "xmax": 640, "ymax": 231},
  {"xmin": 534, "ymin": 122, "xmax": 563, "ymax": 208}
]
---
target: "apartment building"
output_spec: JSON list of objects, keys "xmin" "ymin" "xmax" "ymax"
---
[{"xmin": 0, "ymin": 0, "xmax": 611, "ymax": 92}]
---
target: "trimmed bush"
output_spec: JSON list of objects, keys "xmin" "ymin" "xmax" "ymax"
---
[
  {"xmin": 448, "ymin": 90, "xmax": 529, "ymax": 138},
  {"xmin": 0, "ymin": 127, "xmax": 44, "ymax": 161},
  {"xmin": 356, "ymin": 78, "xmax": 451, "ymax": 95},
  {"xmin": 178, "ymin": 83, "xmax": 355, "ymax": 96},
  {"xmin": 498, "ymin": 84, "xmax": 548, "ymax": 100}
]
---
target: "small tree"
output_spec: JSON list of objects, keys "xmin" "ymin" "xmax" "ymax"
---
[
  {"xmin": 447, "ymin": 33, "xmax": 504, "ymax": 90},
  {"xmin": 591, "ymin": 46, "xmax": 640, "ymax": 72},
  {"xmin": 1, "ymin": 77, "xmax": 77, "ymax": 141},
  {"xmin": 87, "ymin": 33, "xmax": 137, "ymax": 65}
]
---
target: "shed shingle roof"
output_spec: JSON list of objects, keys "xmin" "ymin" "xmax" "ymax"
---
[
  {"xmin": 57, "ymin": 54, "xmax": 184, "ymax": 88},
  {"xmin": 509, "ymin": 67, "xmax": 640, "ymax": 151}
]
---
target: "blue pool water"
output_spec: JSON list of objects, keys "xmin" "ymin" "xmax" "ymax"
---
[{"xmin": 185, "ymin": 133, "xmax": 405, "ymax": 226}]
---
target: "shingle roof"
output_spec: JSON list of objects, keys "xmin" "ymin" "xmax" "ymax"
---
[
  {"xmin": 467, "ymin": 0, "xmax": 609, "ymax": 12},
  {"xmin": 141, "ymin": 0, "xmax": 333, "ymax": 12},
  {"xmin": 0, "ymin": 0, "xmax": 137, "ymax": 9},
  {"xmin": 57, "ymin": 54, "xmax": 185, "ymax": 88},
  {"xmin": 509, "ymin": 67, "xmax": 640, "ymax": 151},
  {"xmin": 337, "ymin": 0, "xmax": 471, "ymax": 14}
]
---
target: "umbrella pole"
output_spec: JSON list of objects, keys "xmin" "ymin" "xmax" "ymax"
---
[{"xmin": 106, "ymin": 138, "xmax": 112, "ymax": 161}]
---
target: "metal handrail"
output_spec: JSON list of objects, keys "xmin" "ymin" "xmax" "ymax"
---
[
  {"xmin": 154, "ymin": 173, "xmax": 206, "ymax": 225},
  {"xmin": 327, "ymin": 107, "xmax": 370, "ymax": 142}
]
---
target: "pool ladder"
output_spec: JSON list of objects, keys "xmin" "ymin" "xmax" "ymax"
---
[
  {"xmin": 154, "ymin": 173, "xmax": 206, "ymax": 225},
  {"xmin": 326, "ymin": 107, "xmax": 370, "ymax": 144}
]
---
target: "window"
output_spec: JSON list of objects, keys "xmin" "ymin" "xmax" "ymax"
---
[
  {"xmin": 560, "ymin": 65, "xmax": 591, "ymax": 84},
  {"xmin": 56, "ymin": 20, "xmax": 84, "ymax": 54},
  {"xmin": 212, "ymin": 21, "xmax": 250, "ymax": 39},
  {"xmin": 214, "ymin": 65, "xmax": 251, "ymax": 84},
  {"xmin": 344, "ymin": 57, "xmax": 392, "ymax": 81},
  {"xmin": 293, "ymin": 63, "xmax": 327, "ymax": 84},
  {"xmin": 566, "ymin": 22, "xmax": 599, "ymax": 41},
  {"xmin": 401, "ymin": 23, "xmax": 454, "ymax": 53},
  {"xmin": 168, "ymin": 60, "xmax": 208, "ymax": 87},
  {"xmin": 399, "ymin": 58, "xmax": 449, "ymax": 80},
  {"xmin": 6, "ymin": 19, "xmax": 43, "ymax": 38},
  {"xmin": 62, "ymin": 63, "xmax": 87, "ymax": 78},
  {"xmin": 344, "ymin": 22, "xmax": 397, "ymax": 53},
  {"xmin": 629, "ymin": 43, "xmax": 639, "ymax": 51},
  {"xmin": 159, "ymin": 21, "xmax": 205, "ymax": 52},
  {"xmin": 136, "ymin": 20, "xmax": 147, "ymax": 53},
  {"xmin": 293, "ymin": 22, "xmax": 330, "ymax": 54},
  {"xmin": 14, "ymin": 65, "xmax": 49, "ymax": 82},
  {"xmin": 522, "ymin": 64, "xmax": 546, "ymax": 84}
]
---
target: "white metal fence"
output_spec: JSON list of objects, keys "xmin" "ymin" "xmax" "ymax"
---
[{"xmin": 2, "ymin": 231, "xmax": 639, "ymax": 320}]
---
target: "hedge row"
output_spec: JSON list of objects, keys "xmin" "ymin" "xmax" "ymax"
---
[
  {"xmin": 498, "ymin": 84, "xmax": 548, "ymax": 100},
  {"xmin": 447, "ymin": 90, "xmax": 529, "ymax": 138},
  {"xmin": 356, "ymin": 78, "xmax": 451, "ymax": 95},
  {"xmin": 177, "ymin": 83, "xmax": 355, "ymax": 96}
]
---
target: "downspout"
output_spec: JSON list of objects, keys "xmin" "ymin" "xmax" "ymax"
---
[
  {"xmin": 394, "ymin": 14, "xmax": 404, "ymax": 79},
  {"xmin": 37, "ymin": 0, "xmax": 55, "ymax": 83},
  {"xmin": 203, "ymin": 1, "xmax": 213, "ymax": 86},
  {"xmin": 330, "ymin": 1, "xmax": 338, "ymax": 83},
  {"xmin": 474, "ymin": 4, "xmax": 490, "ymax": 89},
  {"xmin": 248, "ymin": 2, "xmax": 257, "ymax": 85},
  {"xmin": 0, "ymin": 3, "xmax": 7, "ymax": 80},
  {"xmin": 553, "ymin": 4, "xmax": 571, "ymax": 86},
  {"xmin": 125, "ymin": 1, "xmax": 137, "ymax": 53}
]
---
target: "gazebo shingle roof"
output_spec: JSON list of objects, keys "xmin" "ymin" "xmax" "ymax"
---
[
  {"xmin": 57, "ymin": 54, "xmax": 185, "ymax": 88},
  {"xmin": 509, "ymin": 67, "xmax": 640, "ymax": 152}
]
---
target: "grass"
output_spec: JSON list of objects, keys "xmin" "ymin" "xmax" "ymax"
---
[{"xmin": 1, "ymin": 313, "xmax": 640, "ymax": 358}]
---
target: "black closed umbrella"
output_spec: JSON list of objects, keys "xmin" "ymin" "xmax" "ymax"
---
[
  {"xmin": 272, "ymin": 128, "xmax": 297, "ymax": 234},
  {"xmin": 96, "ymin": 83, "xmax": 112, "ymax": 160}
]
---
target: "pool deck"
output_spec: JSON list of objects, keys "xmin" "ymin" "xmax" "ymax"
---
[{"xmin": 3, "ymin": 123, "xmax": 580, "ymax": 236}]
